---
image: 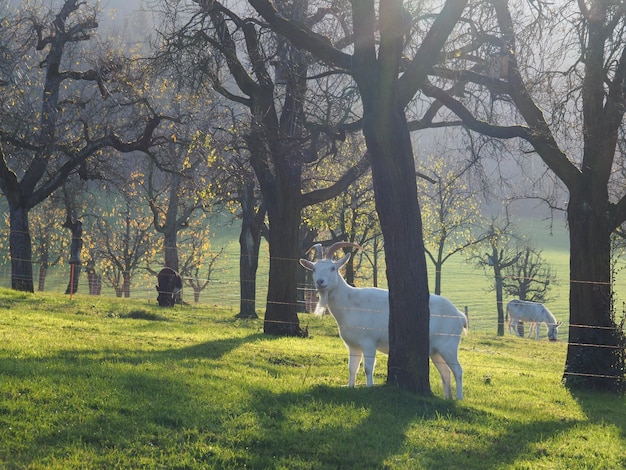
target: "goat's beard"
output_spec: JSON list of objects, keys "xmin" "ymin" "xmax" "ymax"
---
[{"xmin": 313, "ymin": 289, "xmax": 328, "ymax": 317}]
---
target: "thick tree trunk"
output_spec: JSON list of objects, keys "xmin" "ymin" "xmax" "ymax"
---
[
  {"xmin": 9, "ymin": 205, "xmax": 34, "ymax": 292},
  {"xmin": 263, "ymin": 199, "xmax": 305, "ymax": 337},
  {"xmin": 564, "ymin": 195, "xmax": 625, "ymax": 392},
  {"xmin": 163, "ymin": 228, "xmax": 179, "ymax": 272},
  {"xmin": 347, "ymin": 0, "xmax": 438, "ymax": 396},
  {"xmin": 363, "ymin": 109, "xmax": 432, "ymax": 396}
]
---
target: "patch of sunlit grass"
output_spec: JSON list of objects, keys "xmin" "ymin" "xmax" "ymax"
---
[{"xmin": 0, "ymin": 288, "xmax": 624, "ymax": 469}]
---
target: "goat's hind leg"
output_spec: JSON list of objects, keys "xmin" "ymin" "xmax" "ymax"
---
[
  {"xmin": 432, "ymin": 351, "xmax": 463, "ymax": 400},
  {"xmin": 431, "ymin": 353, "xmax": 452, "ymax": 399}
]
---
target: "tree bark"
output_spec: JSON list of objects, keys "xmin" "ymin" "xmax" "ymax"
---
[
  {"xmin": 237, "ymin": 181, "xmax": 262, "ymax": 319},
  {"xmin": 363, "ymin": 108, "xmax": 432, "ymax": 395},
  {"xmin": 490, "ymin": 247, "xmax": 505, "ymax": 337},
  {"xmin": 63, "ymin": 218, "xmax": 83, "ymax": 295},
  {"xmin": 350, "ymin": 0, "xmax": 432, "ymax": 394},
  {"xmin": 163, "ymin": 227, "xmax": 179, "ymax": 272},
  {"xmin": 238, "ymin": 228, "xmax": 259, "ymax": 318},
  {"xmin": 123, "ymin": 272, "xmax": 131, "ymax": 298},
  {"xmin": 87, "ymin": 269, "xmax": 101, "ymax": 295},
  {"xmin": 9, "ymin": 204, "xmax": 34, "ymax": 292},
  {"xmin": 263, "ymin": 189, "xmax": 306, "ymax": 336},
  {"xmin": 38, "ymin": 264, "xmax": 48, "ymax": 292},
  {"xmin": 564, "ymin": 189, "xmax": 625, "ymax": 391}
]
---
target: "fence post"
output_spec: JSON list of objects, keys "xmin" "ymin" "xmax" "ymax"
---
[{"xmin": 465, "ymin": 306, "xmax": 469, "ymax": 329}]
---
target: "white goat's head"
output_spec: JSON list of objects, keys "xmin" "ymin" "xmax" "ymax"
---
[
  {"xmin": 299, "ymin": 242, "xmax": 362, "ymax": 293},
  {"xmin": 547, "ymin": 322, "xmax": 562, "ymax": 341}
]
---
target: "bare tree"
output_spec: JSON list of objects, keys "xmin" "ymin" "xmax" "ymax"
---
[
  {"xmin": 418, "ymin": 155, "xmax": 488, "ymax": 295},
  {"xmin": 30, "ymin": 196, "xmax": 67, "ymax": 291},
  {"xmin": 145, "ymin": 144, "xmax": 210, "ymax": 273},
  {"xmin": 156, "ymin": 0, "xmax": 370, "ymax": 336},
  {"xmin": 475, "ymin": 220, "xmax": 521, "ymax": 336},
  {"xmin": 94, "ymin": 180, "xmax": 154, "ymax": 298},
  {"xmin": 503, "ymin": 246, "xmax": 556, "ymax": 303},
  {"xmin": 209, "ymin": 114, "xmax": 267, "ymax": 319},
  {"xmin": 0, "ymin": 0, "xmax": 171, "ymax": 292},
  {"xmin": 178, "ymin": 224, "xmax": 224, "ymax": 303},
  {"xmin": 423, "ymin": 1, "xmax": 626, "ymax": 391}
]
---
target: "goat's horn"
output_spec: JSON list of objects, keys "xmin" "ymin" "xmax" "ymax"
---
[
  {"xmin": 306, "ymin": 243, "xmax": 324, "ymax": 260},
  {"xmin": 325, "ymin": 242, "xmax": 363, "ymax": 260}
]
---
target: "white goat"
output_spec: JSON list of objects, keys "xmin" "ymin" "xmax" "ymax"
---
[
  {"xmin": 300, "ymin": 242, "xmax": 467, "ymax": 400},
  {"xmin": 506, "ymin": 299, "xmax": 561, "ymax": 341}
]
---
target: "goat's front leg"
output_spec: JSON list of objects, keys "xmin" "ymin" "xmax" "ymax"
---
[
  {"xmin": 347, "ymin": 348, "xmax": 362, "ymax": 387},
  {"xmin": 362, "ymin": 349, "xmax": 377, "ymax": 387}
]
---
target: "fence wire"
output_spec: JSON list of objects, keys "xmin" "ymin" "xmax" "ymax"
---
[{"xmin": 1, "ymin": 249, "xmax": 625, "ymax": 384}]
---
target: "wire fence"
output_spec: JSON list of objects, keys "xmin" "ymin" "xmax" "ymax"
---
[
  {"xmin": 2, "ymin": 251, "xmax": 624, "ymax": 323},
  {"xmin": 2, "ymin": 250, "xmax": 625, "ymax": 381}
]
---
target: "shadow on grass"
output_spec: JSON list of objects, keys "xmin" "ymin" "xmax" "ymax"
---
[
  {"xmin": 118, "ymin": 309, "xmax": 170, "ymax": 321},
  {"xmin": 569, "ymin": 389, "xmax": 626, "ymax": 439},
  {"xmin": 0, "ymin": 331, "xmax": 601, "ymax": 469},
  {"xmin": 239, "ymin": 384, "xmax": 581, "ymax": 469},
  {"xmin": 0, "ymin": 331, "xmax": 266, "ymax": 467}
]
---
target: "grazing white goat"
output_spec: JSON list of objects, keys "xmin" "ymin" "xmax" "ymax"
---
[
  {"xmin": 506, "ymin": 299, "xmax": 561, "ymax": 341},
  {"xmin": 300, "ymin": 242, "xmax": 468, "ymax": 400}
]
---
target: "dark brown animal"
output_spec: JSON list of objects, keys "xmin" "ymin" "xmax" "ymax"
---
[{"xmin": 156, "ymin": 267, "xmax": 183, "ymax": 307}]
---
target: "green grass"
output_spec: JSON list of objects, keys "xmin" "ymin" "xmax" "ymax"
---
[
  {"xmin": 0, "ymin": 289, "xmax": 624, "ymax": 469},
  {"xmin": 8, "ymin": 213, "xmax": 623, "ymax": 340}
]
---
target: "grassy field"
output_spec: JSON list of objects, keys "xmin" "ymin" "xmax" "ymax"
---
[
  {"xmin": 1, "ymin": 211, "xmax": 609, "ymax": 338},
  {"xmin": 0, "ymin": 289, "xmax": 624, "ymax": 469}
]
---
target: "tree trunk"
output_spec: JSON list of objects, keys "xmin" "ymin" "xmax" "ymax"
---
[
  {"xmin": 9, "ymin": 204, "xmax": 34, "ymax": 292},
  {"xmin": 163, "ymin": 228, "xmax": 179, "ymax": 272},
  {"xmin": 492, "ymin": 247, "xmax": 505, "ymax": 337},
  {"xmin": 87, "ymin": 269, "xmax": 101, "ymax": 295},
  {"xmin": 564, "ymin": 193, "xmax": 625, "ymax": 391},
  {"xmin": 348, "ymin": 0, "xmax": 433, "ymax": 396},
  {"xmin": 363, "ymin": 109, "xmax": 432, "ymax": 395},
  {"xmin": 123, "ymin": 272, "xmax": 131, "ymax": 298},
  {"xmin": 66, "ymin": 263, "xmax": 81, "ymax": 295},
  {"xmin": 434, "ymin": 261, "xmax": 443, "ymax": 296},
  {"xmin": 263, "ymin": 199, "xmax": 305, "ymax": 337},
  {"xmin": 64, "ymin": 218, "xmax": 83, "ymax": 295},
  {"xmin": 238, "ymin": 229, "xmax": 260, "ymax": 318},
  {"xmin": 38, "ymin": 264, "xmax": 48, "ymax": 292},
  {"xmin": 237, "ymin": 181, "xmax": 261, "ymax": 319}
]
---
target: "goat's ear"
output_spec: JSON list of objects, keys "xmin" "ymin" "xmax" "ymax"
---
[
  {"xmin": 336, "ymin": 253, "xmax": 351, "ymax": 267},
  {"xmin": 299, "ymin": 259, "xmax": 314, "ymax": 270}
]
